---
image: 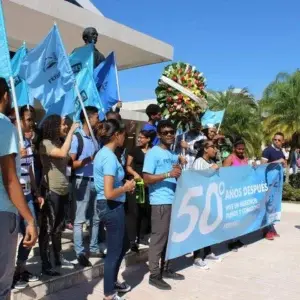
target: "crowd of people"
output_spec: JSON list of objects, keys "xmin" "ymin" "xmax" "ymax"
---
[{"xmin": 0, "ymin": 77, "xmax": 288, "ymax": 300}]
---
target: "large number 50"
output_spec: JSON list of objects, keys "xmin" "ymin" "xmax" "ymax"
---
[{"xmin": 171, "ymin": 183, "xmax": 223, "ymax": 243}]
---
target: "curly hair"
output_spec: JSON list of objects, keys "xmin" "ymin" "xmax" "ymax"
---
[{"xmin": 40, "ymin": 115, "xmax": 63, "ymax": 147}]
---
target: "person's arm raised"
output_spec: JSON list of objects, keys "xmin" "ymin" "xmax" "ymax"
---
[{"xmin": 48, "ymin": 123, "xmax": 80, "ymax": 159}]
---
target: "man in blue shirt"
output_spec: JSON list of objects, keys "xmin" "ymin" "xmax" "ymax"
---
[
  {"xmin": 0, "ymin": 78, "xmax": 37, "ymax": 298},
  {"xmin": 261, "ymin": 132, "xmax": 286, "ymax": 241},
  {"xmin": 142, "ymin": 104, "xmax": 162, "ymax": 146},
  {"xmin": 70, "ymin": 106, "xmax": 103, "ymax": 267},
  {"xmin": 143, "ymin": 120, "xmax": 185, "ymax": 291}
]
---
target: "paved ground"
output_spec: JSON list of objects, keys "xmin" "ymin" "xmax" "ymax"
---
[{"xmin": 43, "ymin": 203, "xmax": 300, "ymax": 300}]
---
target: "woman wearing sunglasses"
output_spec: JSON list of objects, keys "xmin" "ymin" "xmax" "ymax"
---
[{"xmin": 192, "ymin": 140, "xmax": 222, "ymax": 270}]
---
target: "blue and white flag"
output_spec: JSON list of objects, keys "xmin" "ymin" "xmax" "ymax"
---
[
  {"xmin": 73, "ymin": 67, "xmax": 104, "ymax": 120},
  {"xmin": 0, "ymin": 0, "xmax": 12, "ymax": 78},
  {"xmin": 201, "ymin": 109, "xmax": 225, "ymax": 128},
  {"xmin": 94, "ymin": 51, "xmax": 119, "ymax": 113},
  {"xmin": 69, "ymin": 43, "xmax": 94, "ymax": 75},
  {"xmin": 19, "ymin": 25, "xmax": 74, "ymax": 109},
  {"xmin": 10, "ymin": 44, "xmax": 32, "ymax": 107}
]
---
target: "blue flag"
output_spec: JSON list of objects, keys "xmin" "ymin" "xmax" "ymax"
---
[
  {"xmin": 19, "ymin": 25, "xmax": 74, "ymax": 109},
  {"xmin": 94, "ymin": 52, "xmax": 119, "ymax": 113},
  {"xmin": 69, "ymin": 44, "xmax": 94, "ymax": 75},
  {"xmin": 10, "ymin": 43, "xmax": 33, "ymax": 107},
  {"xmin": 201, "ymin": 109, "xmax": 225, "ymax": 128},
  {"xmin": 0, "ymin": 0, "xmax": 12, "ymax": 79},
  {"xmin": 72, "ymin": 67, "xmax": 104, "ymax": 120}
]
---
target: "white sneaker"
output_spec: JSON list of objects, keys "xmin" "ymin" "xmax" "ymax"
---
[
  {"xmin": 205, "ymin": 253, "xmax": 223, "ymax": 262},
  {"xmin": 56, "ymin": 255, "xmax": 74, "ymax": 269},
  {"xmin": 194, "ymin": 259, "xmax": 209, "ymax": 270}
]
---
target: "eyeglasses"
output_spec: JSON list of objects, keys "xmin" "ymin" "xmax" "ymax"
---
[
  {"xmin": 160, "ymin": 130, "xmax": 175, "ymax": 136},
  {"xmin": 273, "ymin": 139, "xmax": 283, "ymax": 142}
]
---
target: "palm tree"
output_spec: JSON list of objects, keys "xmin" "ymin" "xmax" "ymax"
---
[
  {"xmin": 207, "ymin": 87, "xmax": 263, "ymax": 157},
  {"xmin": 260, "ymin": 71, "xmax": 300, "ymax": 144}
]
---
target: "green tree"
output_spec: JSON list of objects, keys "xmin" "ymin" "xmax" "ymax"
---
[
  {"xmin": 207, "ymin": 87, "xmax": 262, "ymax": 157},
  {"xmin": 260, "ymin": 71, "xmax": 300, "ymax": 145}
]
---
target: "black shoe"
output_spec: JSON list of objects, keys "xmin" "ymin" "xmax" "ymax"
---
[
  {"xmin": 77, "ymin": 254, "xmax": 92, "ymax": 267},
  {"xmin": 22, "ymin": 270, "xmax": 39, "ymax": 282},
  {"xmin": 42, "ymin": 268, "xmax": 61, "ymax": 276},
  {"xmin": 89, "ymin": 251, "xmax": 106, "ymax": 259},
  {"xmin": 162, "ymin": 269, "xmax": 185, "ymax": 280},
  {"xmin": 114, "ymin": 281, "xmax": 131, "ymax": 293},
  {"xmin": 130, "ymin": 243, "xmax": 139, "ymax": 253},
  {"xmin": 149, "ymin": 275, "xmax": 171, "ymax": 290}
]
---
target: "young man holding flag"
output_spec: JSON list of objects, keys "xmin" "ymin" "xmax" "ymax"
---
[{"xmin": 70, "ymin": 106, "xmax": 104, "ymax": 267}]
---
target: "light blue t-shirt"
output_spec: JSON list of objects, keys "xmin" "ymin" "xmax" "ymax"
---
[
  {"xmin": 94, "ymin": 146, "xmax": 125, "ymax": 202},
  {"xmin": 0, "ymin": 113, "xmax": 20, "ymax": 214},
  {"xmin": 69, "ymin": 129, "xmax": 97, "ymax": 177},
  {"xmin": 143, "ymin": 146, "xmax": 179, "ymax": 205}
]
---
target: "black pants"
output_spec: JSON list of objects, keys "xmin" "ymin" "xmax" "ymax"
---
[
  {"xmin": 39, "ymin": 188, "xmax": 68, "ymax": 269},
  {"xmin": 126, "ymin": 190, "xmax": 151, "ymax": 244},
  {"xmin": 149, "ymin": 205, "xmax": 172, "ymax": 277},
  {"xmin": 194, "ymin": 247, "xmax": 212, "ymax": 260}
]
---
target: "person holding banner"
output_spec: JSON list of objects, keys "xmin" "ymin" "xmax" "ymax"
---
[
  {"xmin": 143, "ymin": 120, "xmax": 185, "ymax": 291},
  {"xmin": 192, "ymin": 140, "xmax": 222, "ymax": 269},
  {"xmin": 223, "ymin": 137, "xmax": 248, "ymax": 251},
  {"xmin": 223, "ymin": 138, "xmax": 248, "ymax": 167},
  {"xmin": 94, "ymin": 119, "xmax": 136, "ymax": 300},
  {"xmin": 261, "ymin": 132, "xmax": 286, "ymax": 240},
  {"xmin": 38, "ymin": 116, "xmax": 79, "ymax": 276}
]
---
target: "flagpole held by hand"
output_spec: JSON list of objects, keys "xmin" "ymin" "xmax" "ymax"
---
[
  {"xmin": 74, "ymin": 82, "xmax": 98, "ymax": 149},
  {"xmin": 10, "ymin": 76, "xmax": 24, "ymax": 147}
]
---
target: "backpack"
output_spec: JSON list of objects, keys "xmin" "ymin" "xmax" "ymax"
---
[
  {"xmin": 74, "ymin": 132, "xmax": 84, "ymax": 160},
  {"xmin": 70, "ymin": 132, "xmax": 84, "ymax": 180}
]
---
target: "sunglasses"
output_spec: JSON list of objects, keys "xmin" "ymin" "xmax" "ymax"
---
[{"xmin": 160, "ymin": 130, "xmax": 175, "ymax": 136}]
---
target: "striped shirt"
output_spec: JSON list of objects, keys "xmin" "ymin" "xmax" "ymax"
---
[
  {"xmin": 20, "ymin": 138, "xmax": 34, "ymax": 195},
  {"xmin": 175, "ymin": 131, "xmax": 207, "ymax": 169}
]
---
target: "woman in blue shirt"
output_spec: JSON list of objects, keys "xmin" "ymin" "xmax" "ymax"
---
[{"xmin": 94, "ymin": 119, "xmax": 136, "ymax": 300}]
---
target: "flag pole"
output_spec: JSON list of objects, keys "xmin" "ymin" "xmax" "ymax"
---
[
  {"xmin": 74, "ymin": 82, "xmax": 98, "ymax": 149},
  {"xmin": 114, "ymin": 53, "xmax": 121, "ymax": 101},
  {"xmin": 9, "ymin": 76, "xmax": 24, "ymax": 147}
]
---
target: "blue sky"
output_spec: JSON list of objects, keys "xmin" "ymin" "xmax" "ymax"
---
[{"xmin": 93, "ymin": 0, "xmax": 300, "ymax": 101}]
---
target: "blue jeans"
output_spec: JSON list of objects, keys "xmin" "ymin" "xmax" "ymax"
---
[
  {"xmin": 96, "ymin": 200, "xmax": 128, "ymax": 296},
  {"xmin": 73, "ymin": 177, "xmax": 100, "ymax": 255},
  {"xmin": 17, "ymin": 194, "xmax": 37, "ymax": 263}
]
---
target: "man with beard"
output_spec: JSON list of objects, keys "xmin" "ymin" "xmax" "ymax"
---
[{"xmin": 0, "ymin": 78, "xmax": 37, "ymax": 298}]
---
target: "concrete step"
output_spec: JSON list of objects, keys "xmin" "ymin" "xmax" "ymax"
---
[{"xmin": 12, "ymin": 230, "xmax": 149, "ymax": 300}]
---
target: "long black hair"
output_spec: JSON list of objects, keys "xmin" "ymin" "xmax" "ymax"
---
[
  {"xmin": 40, "ymin": 115, "xmax": 63, "ymax": 147},
  {"xmin": 194, "ymin": 140, "xmax": 214, "ymax": 161},
  {"xmin": 140, "ymin": 129, "xmax": 156, "ymax": 148},
  {"xmin": 97, "ymin": 119, "xmax": 125, "ymax": 145}
]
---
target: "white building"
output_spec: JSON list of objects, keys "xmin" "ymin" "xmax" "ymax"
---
[{"xmin": 4, "ymin": 0, "xmax": 172, "ymax": 123}]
